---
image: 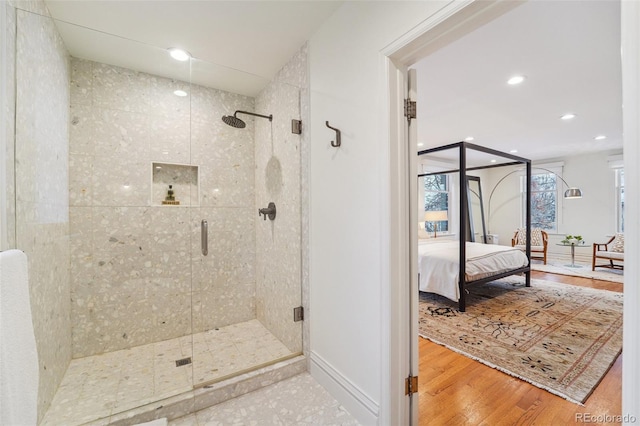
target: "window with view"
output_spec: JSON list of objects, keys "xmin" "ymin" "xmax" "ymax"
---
[
  {"xmin": 424, "ymin": 174, "xmax": 449, "ymax": 233},
  {"xmin": 522, "ymin": 172, "xmax": 558, "ymax": 232}
]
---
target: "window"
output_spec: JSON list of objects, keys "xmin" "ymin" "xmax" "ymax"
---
[
  {"xmin": 521, "ymin": 171, "xmax": 558, "ymax": 232},
  {"xmin": 616, "ymin": 168, "xmax": 624, "ymax": 232},
  {"xmin": 424, "ymin": 174, "xmax": 449, "ymax": 233}
]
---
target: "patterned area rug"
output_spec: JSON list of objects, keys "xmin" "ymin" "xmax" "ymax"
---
[
  {"xmin": 418, "ymin": 277, "xmax": 623, "ymax": 403},
  {"xmin": 531, "ymin": 262, "xmax": 623, "ymax": 283}
]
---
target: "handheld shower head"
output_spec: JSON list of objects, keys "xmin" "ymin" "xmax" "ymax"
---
[{"xmin": 222, "ymin": 110, "xmax": 272, "ymax": 129}]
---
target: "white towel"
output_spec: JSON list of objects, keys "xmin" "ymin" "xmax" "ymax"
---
[{"xmin": 0, "ymin": 250, "xmax": 39, "ymax": 426}]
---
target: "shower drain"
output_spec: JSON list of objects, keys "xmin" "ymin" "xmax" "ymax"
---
[{"xmin": 175, "ymin": 357, "xmax": 192, "ymax": 367}]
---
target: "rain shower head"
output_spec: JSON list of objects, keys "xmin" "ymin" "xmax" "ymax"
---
[
  {"xmin": 221, "ymin": 110, "xmax": 273, "ymax": 129},
  {"xmin": 222, "ymin": 114, "xmax": 246, "ymax": 128}
]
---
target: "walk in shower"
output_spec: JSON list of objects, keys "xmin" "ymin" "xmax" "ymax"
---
[{"xmin": 4, "ymin": 5, "xmax": 306, "ymax": 424}]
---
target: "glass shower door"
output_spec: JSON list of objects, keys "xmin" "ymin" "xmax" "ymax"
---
[
  {"xmin": 189, "ymin": 58, "xmax": 304, "ymax": 387},
  {"xmin": 66, "ymin": 39, "xmax": 196, "ymax": 415}
]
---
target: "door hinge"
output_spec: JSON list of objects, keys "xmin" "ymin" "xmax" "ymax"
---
[
  {"xmin": 293, "ymin": 306, "xmax": 304, "ymax": 322},
  {"xmin": 404, "ymin": 99, "xmax": 416, "ymax": 120},
  {"xmin": 291, "ymin": 119, "xmax": 302, "ymax": 135},
  {"xmin": 405, "ymin": 375, "xmax": 418, "ymax": 395}
]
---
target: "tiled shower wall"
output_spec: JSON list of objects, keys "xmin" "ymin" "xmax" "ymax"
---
[
  {"xmin": 255, "ymin": 45, "xmax": 307, "ymax": 353},
  {"xmin": 1, "ymin": 2, "xmax": 16, "ymax": 250},
  {"xmin": 69, "ymin": 58, "xmax": 257, "ymax": 357},
  {"xmin": 12, "ymin": 3, "xmax": 72, "ymax": 421}
]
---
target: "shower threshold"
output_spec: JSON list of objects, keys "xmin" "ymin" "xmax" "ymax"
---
[{"xmin": 40, "ymin": 319, "xmax": 304, "ymax": 426}]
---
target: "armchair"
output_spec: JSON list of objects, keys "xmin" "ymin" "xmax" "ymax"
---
[
  {"xmin": 512, "ymin": 228, "xmax": 548, "ymax": 265},
  {"xmin": 592, "ymin": 234, "xmax": 624, "ymax": 271}
]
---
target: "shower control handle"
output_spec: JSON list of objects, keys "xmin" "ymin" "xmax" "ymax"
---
[
  {"xmin": 201, "ymin": 220, "xmax": 208, "ymax": 256},
  {"xmin": 258, "ymin": 202, "xmax": 276, "ymax": 221}
]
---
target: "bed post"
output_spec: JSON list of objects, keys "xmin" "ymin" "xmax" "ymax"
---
[
  {"xmin": 525, "ymin": 160, "xmax": 532, "ymax": 287},
  {"xmin": 459, "ymin": 143, "xmax": 468, "ymax": 311}
]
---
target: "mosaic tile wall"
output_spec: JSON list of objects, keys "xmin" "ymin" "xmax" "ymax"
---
[
  {"xmin": 13, "ymin": 6, "xmax": 71, "ymax": 422},
  {"xmin": 254, "ymin": 45, "xmax": 307, "ymax": 353},
  {"xmin": 2, "ymin": 2, "xmax": 16, "ymax": 250},
  {"xmin": 69, "ymin": 58, "xmax": 257, "ymax": 357}
]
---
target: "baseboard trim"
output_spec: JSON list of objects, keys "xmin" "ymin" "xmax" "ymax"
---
[{"xmin": 310, "ymin": 351, "xmax": 379, "ymax": 425}]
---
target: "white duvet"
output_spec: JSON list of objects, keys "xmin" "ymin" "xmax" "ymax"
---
[{"xmin": 418, "ymin": 240, "xmax": 529, "ymax": 302}]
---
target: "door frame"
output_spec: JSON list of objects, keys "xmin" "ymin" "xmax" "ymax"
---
[
  {"xmin": 381, "ymin": 2, "xmax": 518, "ymax": 423},
  {"xmin": 381, "ymin": 0, "xmax": 639, "ymax": 423}
]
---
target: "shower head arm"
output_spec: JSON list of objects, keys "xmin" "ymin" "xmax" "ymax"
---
[{"xmin": 234, "ymin": 110, "xmax": 273, "ymax": 122}]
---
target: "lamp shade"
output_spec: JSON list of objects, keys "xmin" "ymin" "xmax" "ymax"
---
[
  {"xmin": 564, "ymin": 187, "xmax": 583, "ymax": 199},
  {"xmin": 424, "ymin": 210, "xmax": 448, "ymax": 222}
]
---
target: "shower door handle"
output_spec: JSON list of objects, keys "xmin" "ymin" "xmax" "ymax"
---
[{"xmin": 201, "ymin": 220, "xmax": 208, "ymax": 256}]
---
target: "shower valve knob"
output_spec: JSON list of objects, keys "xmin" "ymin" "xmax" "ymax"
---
[{"xmin": 258, "ymin": 202, "xmax": 276, "ymax": 221}]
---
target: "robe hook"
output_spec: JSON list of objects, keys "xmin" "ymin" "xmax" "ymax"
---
[{"xmin": 325, "ymin": 121, "xmax": 341, "ymax": 147}]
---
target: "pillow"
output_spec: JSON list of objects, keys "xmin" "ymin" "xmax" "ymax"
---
[
  {"xmin": 531, "ymin": 229, "xmax": 543, "ymax": 246},
  {"xmin": 515, "ymin": 228, "xmax": 543, "ymax": 246},
  {"xmin": 610, "ymin": 233, "xmax": 624, "ymax": 252},
  {"xmin": 418, "ymin": 222, "xmax": 429, "ymax": 239}
]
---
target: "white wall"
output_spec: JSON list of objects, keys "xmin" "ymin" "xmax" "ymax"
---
[
  {"xmin": 488, "ymin": 150, "xmax": 622, "ymax": 263},
  {"xmin": 308, "ymin": 2, "xmax": 451, "ymax": 424}
]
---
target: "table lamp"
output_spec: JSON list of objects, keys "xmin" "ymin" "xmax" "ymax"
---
[{"xmin": 424, "ymin": 210, "xmax": 448, "ymax": 238}]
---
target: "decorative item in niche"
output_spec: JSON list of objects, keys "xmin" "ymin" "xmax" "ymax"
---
[
  {"xmin": 162, "ymin": 185, "xmax": 180, "ymax": 205},
  {"xmin": 152, "ymin": 162, "xmax": 199, "ymax": 206}
]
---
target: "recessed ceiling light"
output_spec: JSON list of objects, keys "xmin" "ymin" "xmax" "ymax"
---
[
  {"xmin": 560, "ymin": 113, "xmax": 576, "ymax": 120},
  {"xmin": 168, "ymin": 48, "xmax": 190, "ymax": 61},
  {"xmin": 507, "ymin": 75, "xmax": 526, "ymax": 85},
  {"xmin": 510, "ymin": 149, "xmax": 518, "ymax": 153},
  {"xmin": 594, "ymin": 135, "xmax": 607, "ymax": 140},
  {"xmin": 173, "ymin": 90, "xmax": 188, "ymax": 97},
  {"xmin": 464, "ymin": 136, "xmax": 474, "ymax": 141},
  {"xmin": 490, "ymin": 159, "xmax": 497, "ymax": 163},
  {"xmin": 417, "ymin": 142, "xmax": 424, "ymax": 147}
]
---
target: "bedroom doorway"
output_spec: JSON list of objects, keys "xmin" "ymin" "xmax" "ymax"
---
[{"xmin": 384, "ymin": 0, "xmax": 634, "ymax": 424}]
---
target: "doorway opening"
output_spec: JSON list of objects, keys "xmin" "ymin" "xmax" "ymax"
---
[{"xmin": 390, "ymin": 3, "xmax": 622, "ymax": 424}]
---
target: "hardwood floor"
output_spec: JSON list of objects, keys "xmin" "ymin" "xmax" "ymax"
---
[{"xmin": 418, "ymin": 270, "xmax": 623, "ymax": 426}]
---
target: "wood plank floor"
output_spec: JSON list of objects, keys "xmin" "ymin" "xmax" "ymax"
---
[{"xmin": 418, "ymin": 270, "xmax": 623, "ymax": 426}]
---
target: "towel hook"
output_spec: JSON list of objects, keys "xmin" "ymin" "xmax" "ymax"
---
[{"xmin": 325, "ymin": 121, "xmax": 341, "ymax": 147}]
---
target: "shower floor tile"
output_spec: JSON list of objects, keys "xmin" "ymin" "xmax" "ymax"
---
[
  {"xmin": 169, "ymin": 373, "xmax": 360, "ymax": 426},
  {"xmin": 41, "ymin": 319, "xmax": 295, "ymax": 426}
]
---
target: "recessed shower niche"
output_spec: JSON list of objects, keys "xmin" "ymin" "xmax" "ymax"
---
[{"xmin": 152, "ymin": 162, "xmax": 199, "ymax": 206}]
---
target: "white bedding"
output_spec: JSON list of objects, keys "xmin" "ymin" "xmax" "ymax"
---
[{"xmin": 418, "ymin": 240, "xmax": 529, "ymax": 302}]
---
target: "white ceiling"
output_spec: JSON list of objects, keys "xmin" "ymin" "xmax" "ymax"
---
[
  {"xmin": 43, "ymin": 0, "xmax": 622, "ymax": 160},
  {"xmin": 413, "ymin": 0, "xmax": 622, "ymax": 163},
  {"xmin": 45, "ymin": 0, "xmax": 343, "ymax": 96}
]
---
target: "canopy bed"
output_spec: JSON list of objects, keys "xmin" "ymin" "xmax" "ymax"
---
[{"xmin": 418, "ymin": 141, "xmax": 532, "ymax": 312}]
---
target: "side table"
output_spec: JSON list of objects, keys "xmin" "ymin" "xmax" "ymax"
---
[{"xmin": 556, "ymin": 242, "xmax": 589, "ymax": 268}]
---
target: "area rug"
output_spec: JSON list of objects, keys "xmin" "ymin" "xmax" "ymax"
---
[
  {"xmin": 531, "ymin": 261, "xmax": 623, "ymax": 283},
  {"xmin": 418, "ymin": 277, "xmax": 623, "ymax": 404}
]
